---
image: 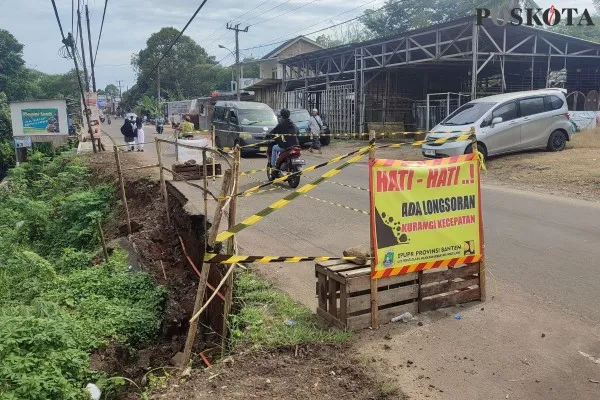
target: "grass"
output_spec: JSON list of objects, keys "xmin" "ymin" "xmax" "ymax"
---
[{"xmin": 229, "ymin": 270, "xmax": 350, "ymax": 350}]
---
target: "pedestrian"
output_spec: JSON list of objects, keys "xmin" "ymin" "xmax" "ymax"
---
[
  {"xmin": 135, "ymin": 116, "xmax": 145, "ymax": 152},
  {"xmin": 120, "ymin": 117, "xmax": 136, "ymax": 151},
  {"xmin": 308, "ymin": 108, "xmax": 323, "ymax": 154}
]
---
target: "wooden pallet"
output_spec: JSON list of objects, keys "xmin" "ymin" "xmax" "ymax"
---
[
  {"xmin": 418, "ymin": 263, "xmax": 482, "ymax": 312},
  {"xmin": 172, "ymin": 163, "xmax": 222, "ymax": 181},
  {"xmin": 315, "ymin": 260, "xmax": 418, "ymax": 330}
]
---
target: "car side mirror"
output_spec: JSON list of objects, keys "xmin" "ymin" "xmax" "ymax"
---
[{"xmin": 491, "ymin": 117, "xmax": 503, "ymax": 126}]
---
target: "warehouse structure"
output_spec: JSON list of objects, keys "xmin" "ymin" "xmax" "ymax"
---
[{"xmin": 250, "ymin": 16, "xmax": 600, "ymax": 133}]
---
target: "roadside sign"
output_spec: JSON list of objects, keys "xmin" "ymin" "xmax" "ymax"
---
[{"xmin": 369, "ymin": 153, "xmax": 483, "ymax": 278}]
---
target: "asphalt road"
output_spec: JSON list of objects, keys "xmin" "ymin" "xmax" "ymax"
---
[{"xmin": 102, "ymin": 121, "xmax": 600, "ymax": 322}]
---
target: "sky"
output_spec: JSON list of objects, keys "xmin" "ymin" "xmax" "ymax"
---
[{"xmin": 0, "ymin": 0, "xmax": 597, "ymax": 91}]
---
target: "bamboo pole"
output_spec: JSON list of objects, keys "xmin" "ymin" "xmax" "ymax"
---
[
  {"xmin": 471, "ymin": 127, "xmax": 486, "ymax": 302},
  {"xmin": 155, "ymin": 138, "xmax": 171, "ymax": 226},
  {"xmin": 369, "ymin": 130, "xmax": 378, "ymax": 329},
  {"xmin": 189, "ymin": 264, "xmax": 235, "ymax": 323},
  {"xmin": 97, "ymin": 218, "xmax": 109, "ymax": 263},
  {"xmin": 212, "ymin": 125, "xmax": 216, "ymax": 182},
  {"xmin": 221, "ymin": 146, "xmax": 240, "ymax": 357},
  {"xmin": 113, "ymin": 146, "xmax": 132, "ymax": 235},
  {"xmin": 181, "ymin": 160, "xmax": 233, "ymax": 367}
]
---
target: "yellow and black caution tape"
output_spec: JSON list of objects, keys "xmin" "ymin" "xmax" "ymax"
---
[
  {"xmin": 204, "ymin": 253, "xmax": 360, "ymax": 264},
  {"xmin": 376, "ymin": 133, "xmax": 475, "ymax": 149},
  {"xmin": 215, "ymin": 145, "xmax": 371, "ymax": 243},
  {"xmin": 240, "ymin": 167, "xmax": 268, "ymax": 176},
  {"xmin": 302, "ymin": 194, "xmax": 369, "ymax": 215},
  {"xmin": 224, "ymin": 143, "xmax": 373, "ymax": 199}
]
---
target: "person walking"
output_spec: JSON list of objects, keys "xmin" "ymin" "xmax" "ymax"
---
[
  {"xmin": 308, "ymin": 108, "xmax": 323, "ymax": 154},
  {"xmin": 120, "ymin": 117, "xmax": 136, "ymax": 151},
  {"xmin": 135, "ymin": 116, "xmax": 145, "ymax": 151}
]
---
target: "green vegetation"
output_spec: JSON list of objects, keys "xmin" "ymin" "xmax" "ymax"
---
[
  {"xmin": 0, "ymin": 152, "xmax": 167, "ymax": 399},
  {"xmin": 229, "ymin": 271, "xmax": 349, "ymax": 350}
]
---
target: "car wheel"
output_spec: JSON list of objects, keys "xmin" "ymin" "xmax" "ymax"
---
[
  {"xmin": 547, "ymin": 130, "xmax": 567, "ymax": 152},
  {"xmin": 464, "ymin": 142, "xmax": 487, "ymax": 160}
]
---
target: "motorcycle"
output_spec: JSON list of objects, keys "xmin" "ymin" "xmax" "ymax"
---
[
  {"xmin": 107, "ymin": 115, "xmax": 111, "ymax": 125},
  {"xmin": 99, "ymin": 116, "xmax": 105, "ymax": 123},
  {"xmin": 267, "ymin": 145, "xmax": 305, "ymax": 188},
  {"xmin": 156, "ymin": 120, "xmax": 164, "ymax": 134}
]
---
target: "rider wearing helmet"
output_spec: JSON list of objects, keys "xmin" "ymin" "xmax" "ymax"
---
[{"xmin": 268, "ymin": 108, "xmax": 300, "ymax": 168}]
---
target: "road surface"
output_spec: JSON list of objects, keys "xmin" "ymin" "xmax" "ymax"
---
[{"xmin": 101, "ymin": 121, "xmax": 600, "ymax": 323}]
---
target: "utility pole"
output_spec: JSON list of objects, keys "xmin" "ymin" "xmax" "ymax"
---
[
  {"xmin": 85, "ymin": 5, "xmax": 97, "ymax": 92},
  {"xmin": 157, "ymin": 65, "xmax": 160, "ymax": 118},
  {"xmin": 226, "ymin": 23, "xmax": 248, "ymax": 101},
  {"xmin": 116, "ymin": 80, "xmax": 123, "ymax": 96},
  {"xmin": 77, "ymin": 9, "xmax": 90, "ymax": 92}
]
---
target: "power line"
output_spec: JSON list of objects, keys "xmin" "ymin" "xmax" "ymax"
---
[
  {"xmin": 94, "ymin": 0, "xmax": 108, "ymax": 64},
  {"xmin": 249, "ymin": 0, "xmax": 320, "ymax": 27},
  {"xmin": 231, "ymin": 0, "xmax": 270, "ymax": 24},
  {"xmin": 239, "ymin": 0, "xmax": 294, "ymax": 26},
  {"xmin": 241, "ymin": 1, "xmax": 386, "ymax": 52}
]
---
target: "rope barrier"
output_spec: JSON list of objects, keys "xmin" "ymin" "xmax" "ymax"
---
[
  {"xmin": 215, "ymin": 147, "xmax": 371, "ymax": 243},
  {"xmin": 205, "ymin": 253, "xmax": 361, "ymax": 263}
]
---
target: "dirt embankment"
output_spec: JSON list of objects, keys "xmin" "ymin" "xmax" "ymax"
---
[{"xmin": 87, "ymin": 151, "xmax": 395, "ymax": 399}]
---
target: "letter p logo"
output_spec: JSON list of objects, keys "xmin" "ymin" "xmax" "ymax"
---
[{"xmin": 476, "ymin": 8, "xmax": 491, "ymax": 25}]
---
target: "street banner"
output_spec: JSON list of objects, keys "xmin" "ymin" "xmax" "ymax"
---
[
  {"xmin": 369, "ymin": 153, "xmax": 483, "ymax": 279},
  {"xmin": 21, "ymin": 108, "xmax": 61, "ymax": 134},
  {"xmin": 82, "ymin": 91, "xmax": 100, "ymax": 122}
]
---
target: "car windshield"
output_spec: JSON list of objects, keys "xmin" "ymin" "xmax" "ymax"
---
[
  {"xmin": 238, "ymin": 110, "xmax": 277, "ymax": 126},
  {"xmin": 290, "ymin": 110, "xmax": 310, "ymax": 123},
  {"xmin": 439, "ymin": 102, "xmax": 494, "ymax": 126}
]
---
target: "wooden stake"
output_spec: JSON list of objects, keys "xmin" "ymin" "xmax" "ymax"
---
[
  {"xmin": 221, "ymin": 146, "xmax": 240, "ymax": 357},
  {"xmin": 97, "ymin": 218, "xmax": 109, "ymax": 263},
  {"xmin": 160, "ymin": 260, "xmax": 167, "ymax": 280},
  {"xmin": 155, "ymin": 138, "xmax": 171, "ymax": 226},
  {"xmin": 470, "ymin": 127, "xmax": 487, "ymax": 302},
  {"xmin": 181, "ymin": 163, "xmax": 233, "ymax": 367},
  {"xmin": 212, "ymin": 125, "xmax": 216, "ymax": 182},
  {"xmin": 113, "ymin": 146, "xmax": 132, "ymax": 235},
  {"xmin": 368, "ymin": 130, "xmax": 378, "ymax": 329}
]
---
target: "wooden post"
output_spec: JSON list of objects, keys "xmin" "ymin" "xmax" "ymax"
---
[
  {"xmin": 368, "ymin": 130, "xmax": 378, "ymax": 329},
  {"xmin": 212, "ymin": 125, "xmax": 216, "ymax": 182},
  {"xmin": 113, "ymin": 146, "xmax": 132, "ymax": 235},
  {"xmin": 221, "ymin": 146, "xmax": 240, "ymax": 357},
  {"xmin": 181, "ymin": 150, "xmax": 231, "ymax": 367},
  {"xmin": 155, "ymin": 138, "xmax": 171, "ymax": 225},
  {"xmin": 97, "ymin": 218, "xmax": 109, "ymax": 263},
  {"xmin": 470, "ymin": 127, "xmax": 487, "ymax": 302}
]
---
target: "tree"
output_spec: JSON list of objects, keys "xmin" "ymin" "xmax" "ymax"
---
[
  {"xmin": 131, "ymin": 27, "xmax": 217, "ymax": 103},
  {"xmin": 241, "ymin": 57, "xmax": 259, "ymax": 79},
  {"xmin": 551, "ymin": 16, "xmax": 600, "ymax": 42},
  {"xmin": 0, "ymin": 29, "xmax": 28, "ymax": 101},
  {"xmin": 104, "ymin": 84, "xmax": 119, "ymax": 98},
  {"xmin": 315, "ymin": 23, "xmax": 372, "ymax": 48},
  {"xmin": 136, "ymin": 95, "xmax": 159, "ymax": 117}
]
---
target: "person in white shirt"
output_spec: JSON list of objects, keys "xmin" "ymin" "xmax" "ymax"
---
[{"xmin": 308, "ymin": 108, "xmax": 323, "ymax": 154}]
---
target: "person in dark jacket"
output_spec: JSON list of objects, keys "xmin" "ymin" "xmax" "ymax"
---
[
  {"xmin": 269, "ymin": 108, "xmax": 299, "ymax": 167},
  {"xmin": 120, "ymin": 117, "xmax": 136, "ymax": 151}
]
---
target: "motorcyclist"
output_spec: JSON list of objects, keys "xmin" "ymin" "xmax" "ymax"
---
[{"xmin": 268, "ymin": 108, "xmax": 299, "ymax": 168}]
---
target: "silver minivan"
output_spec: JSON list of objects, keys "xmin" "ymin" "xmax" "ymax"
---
[{"xmin": 422, "ymin": 89, "xmax": 573, "ymax": 159}]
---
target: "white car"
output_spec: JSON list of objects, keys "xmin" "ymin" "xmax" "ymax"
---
[{"xmin": 422, "ymin": 89, "xmax": 573, "ymax": 159}]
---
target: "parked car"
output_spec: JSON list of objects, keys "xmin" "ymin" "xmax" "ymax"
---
[
  {"xmin": 213, "ymin": 101, "xmax": 278, "ymax": 155},
  {"xmin": 276, "ymin": 108, "xmax": 311, "ymax": 145},
  {"xmin": 276, "ymin": 108, "xmax": 332, "ymax": 146},
  {"xmin": 422, "ymin": 89, "xmax": 572, "ymax": 159}
]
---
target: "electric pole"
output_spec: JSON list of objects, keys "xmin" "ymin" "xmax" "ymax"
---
[
  {"xmin": 157, "ymin": 65, "xmax": 160, "ymax": 118},
  {"xmin": 226, "ymin": 23, "xmax": 248, "ymax": 101},
  {"xmin": 77, "ymin": 9, "xmax": 90, "ymax": 92},
  {"xmin": 85, "ymin": 5, "xmax": 97, "ymax": 92},
  {"xmin": 116, "ymin": 80, "xmax": 123, "ymax": 96}
]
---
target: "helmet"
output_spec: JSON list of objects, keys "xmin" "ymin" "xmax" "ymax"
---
[{"xmin": 280, "ymin": 108, "xmax": 290, "ymax": 119}]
